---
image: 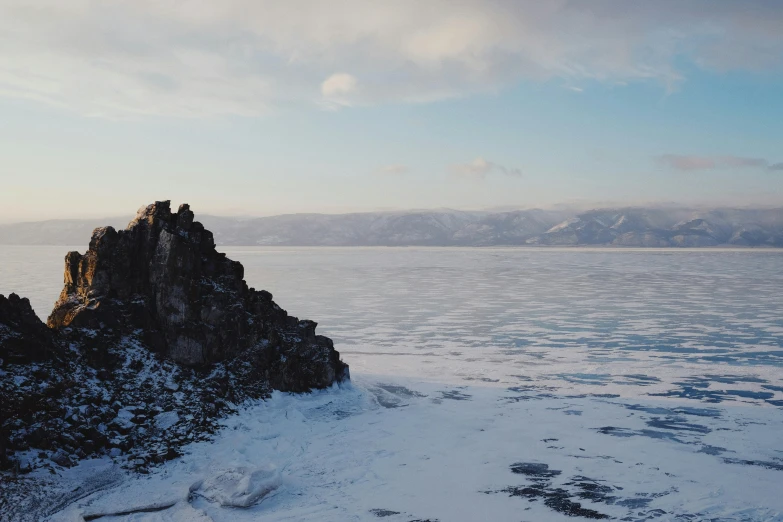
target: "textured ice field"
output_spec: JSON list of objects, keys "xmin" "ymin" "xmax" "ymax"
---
[
  {"xmin": 235, "ymin": 248, "xmax": 783, "ymax": 405},
  {"xmin": 1, "ymin": 247, "xmax": 782, "ymax": 521}
]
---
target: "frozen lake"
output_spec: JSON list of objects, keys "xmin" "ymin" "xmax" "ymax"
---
[
  {"xmin": 4, "ymin": 246, "xmax": 781, "ymax": 401},
  {"xmin": 2, "ymin": 246, "xmax": 783, "ymax": 521}
]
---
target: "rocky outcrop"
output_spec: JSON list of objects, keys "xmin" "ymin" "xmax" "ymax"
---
[
  {"xmin": 47, "ymin": 201, "xmax": 347, "ymax": 386},
  {"xmin": 1, "ymin": 294, "xmax": 63, "ymax": 471},
  {"xmin": 1, "ymin": 202, "xmax": 348, "ymax": 482},
  {"xmin": 0, "ymin": 293, "xmax": 59, "ymax": 364}
]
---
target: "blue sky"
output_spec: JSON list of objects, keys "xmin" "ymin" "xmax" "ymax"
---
[{"xmin": 0, "ymin": 1, "xmax": 782, "ymax": 222}]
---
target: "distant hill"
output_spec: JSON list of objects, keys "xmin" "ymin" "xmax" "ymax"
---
[{"xmin": 1, "ymin": 207, "xmax": 782, "ymax": 247}]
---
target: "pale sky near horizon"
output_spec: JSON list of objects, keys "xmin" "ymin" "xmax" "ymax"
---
[{"xmin": 1, "ymin": 1, "xmax": 782, "ymax": 223}]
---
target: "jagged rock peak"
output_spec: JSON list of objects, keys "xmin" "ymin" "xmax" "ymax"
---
[{"xmin": 46, "ymin": 200, "xmax": 348, "ymax": 388}]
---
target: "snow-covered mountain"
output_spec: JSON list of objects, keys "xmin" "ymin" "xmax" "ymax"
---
[{"xmin": 2, "ymin": 207, "xmax": 782, "ymax": 247}]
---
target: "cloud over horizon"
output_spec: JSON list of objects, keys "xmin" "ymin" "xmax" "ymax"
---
[
  {"xmin": 450, "ymin": 157, "xmax": 522, "ymax": 179},
  {"xmin": 2, "ymin": 1, "xmax": 783, "ymax": 117},
  {"xmin": 656, "ymin": 154, "xmax": 782, "ymax": 172},
  {"xmin": 376, "ymin": 164, "xmax": 410, "ymax": 176}
]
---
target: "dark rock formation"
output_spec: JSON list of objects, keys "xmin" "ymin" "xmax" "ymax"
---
[
  {"xmin": 1, "ymin": 294, "xmax": 63, "ymax": 472},
  {"xmin": 47, "ymin": 201, "xmax": 347, "ymax": 386},
  {"xmin": 0, "ymin": 201, "xmax": 348, "ymax": 486},
  {"xmin": 0, "ymin": 293, "xmax": 59, "ymax": 364}
]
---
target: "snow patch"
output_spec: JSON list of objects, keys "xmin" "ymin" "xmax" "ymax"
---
[
  {"xmin": 154, "ymin": 411, "xmax": 179, "ymax": 431},
  {"xmin": 194, "ymin": 465, "xmax": 281, "ymax": 508}
]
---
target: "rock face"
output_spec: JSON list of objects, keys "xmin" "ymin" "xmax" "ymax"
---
[
  {"xmin": 48, "ymin": 201, "xmax": 347, "ymax": 388},
  {"xmin": 0, "ymin": 293, "xmax": 58, "ymax": 364},
  {"xmin": 0, "ymin": 201, "xmax": 348, "ymax": 487},
  {"xmin": 1, "ymin": 294, "xmax": 64, "ymax": 472}
]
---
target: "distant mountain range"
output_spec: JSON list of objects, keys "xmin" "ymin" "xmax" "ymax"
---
[{"xmin": 2, "ymin": 207, "xmax": 782, "ymax": 247}]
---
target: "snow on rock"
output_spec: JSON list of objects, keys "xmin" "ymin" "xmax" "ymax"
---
[{"xmin": 154, "ymin": 411, "xmax": 180, "ymax": 431}]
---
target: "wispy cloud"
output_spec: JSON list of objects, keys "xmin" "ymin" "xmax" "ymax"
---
[
  {"xmin": 376, "ymin": 164, "xmax": 410, "ymax": 175},
  {"xmin": 450, "ymin": 157, "xmax": 522, "ymax": 179},
  {"xmin": 656, "ymin": 154, "xmax": 780, "ymax": 171},
  {"xmin": 1, "ymin": 1, "xmax": 783, "ymax": 117}
]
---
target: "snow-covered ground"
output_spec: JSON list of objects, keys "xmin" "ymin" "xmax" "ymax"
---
[
  {"xmin": 1, "ymin": 247, "xmax": 781, "ymax": 521},
  {"xmin": 45, "ymin": 375, "xmax": 783, "ymax": 521}
]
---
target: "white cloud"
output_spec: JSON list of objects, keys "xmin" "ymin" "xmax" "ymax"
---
[
  {"xmin": 321, "ymin": 73, "xmax": 358, "ymax": 105},
  {"xmin": 376, "ymin": 164, "xmax": 410, "ymax": 175},
  {"xmin": 450, "ymin": 157, "xmax": 522, "ymax": 179},
  {"xmin": 1, "ymin": 1, "xmax": 782, "ymax": 117}
]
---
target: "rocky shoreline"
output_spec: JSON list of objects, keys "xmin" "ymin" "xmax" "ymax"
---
[{"xmin": 0, "ymin": 202, "xmax": 347, "ymax": 495}]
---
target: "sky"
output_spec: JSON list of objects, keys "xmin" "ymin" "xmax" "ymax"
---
[{"xmin": 0, "ymin": 0, "xmax": 782, "ymax": 223}]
